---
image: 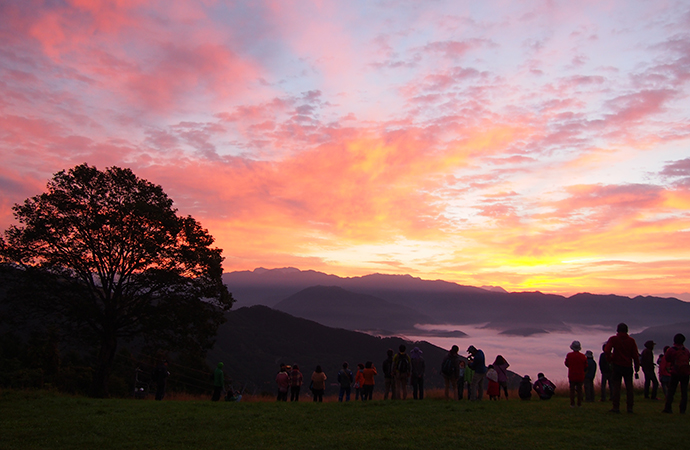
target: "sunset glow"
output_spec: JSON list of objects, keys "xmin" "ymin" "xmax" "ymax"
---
[{"xmin": 1, "ymin": 0, "xmax": 689, "ymax": 298}]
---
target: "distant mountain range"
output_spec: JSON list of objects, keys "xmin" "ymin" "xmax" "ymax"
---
[{"xmin": 224, "ymin": 267, "xmax": 690, "ymax": 336}]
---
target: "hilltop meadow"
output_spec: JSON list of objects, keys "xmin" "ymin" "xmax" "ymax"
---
[{"xmin": 1, "ymin": 388, "xmax": 684, "ymax": 450}]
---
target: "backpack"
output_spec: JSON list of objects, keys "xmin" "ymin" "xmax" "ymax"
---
[
  {"xmin": 396, "ymin": 355, "xmax": 410, "ymax": 374},
  {"xmin": 441, "ymin": 357, "xmax": 454, "ymax": 376},
  {"xmin": 673, "ymin": 347, "xmax": 690, "ymax": 375}
]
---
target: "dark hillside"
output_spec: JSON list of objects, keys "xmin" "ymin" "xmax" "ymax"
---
[
  {"xmin": 631, "ymin": 322, "xmax": 690, "ymax": 350},
  {"xmin": 208, "ymin": 305, "xmax": 522, "ymax": 395}
]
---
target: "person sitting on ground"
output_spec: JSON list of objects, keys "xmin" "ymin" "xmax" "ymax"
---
[
  {"xmin": 519, "ymin": 375, "xmax": 532, "ymax": 400},
  {"xmin": 533, "ymin": 373, "xmax": 556, "ymax": 400}
]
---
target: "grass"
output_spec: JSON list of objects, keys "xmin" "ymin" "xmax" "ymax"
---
[{"xmin": 0, "ymin": 388, "xmax": 684, "ymax": 450}]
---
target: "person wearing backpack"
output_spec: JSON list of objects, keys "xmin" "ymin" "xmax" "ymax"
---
[
  {"xmin": 410, "ymin": 347, "xmax": 425, "ymax": 400},
  {"xmin": 337, "ymin": 362, "xmax": 354, "ymax": 402},
  {"xmin": 662, "ymin": 333, "xmax": 690, "ymax": 414},
  {"xmin": 392, "ymin": 344, "xmax": 412, "ymax": 400},
  {"xmin": 533, "ymin": 373, "xmax": 556, "ymax": 400},
  {"xmin": 604, "ymin": 323, "xmax": 640, "ymax": 413},
  {"xmin": 441, "ymin": 345, "xmax": 460, "ymax": 400}
]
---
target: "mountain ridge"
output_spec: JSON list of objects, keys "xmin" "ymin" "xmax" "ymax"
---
[{"xmin": 223, "ymin": 267, "xmax": 690, "ymax": 335}]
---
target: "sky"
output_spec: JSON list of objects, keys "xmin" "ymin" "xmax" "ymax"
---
[{"xmin": 1, "ymin": 0, "xmax": 689, "ymax": 299}]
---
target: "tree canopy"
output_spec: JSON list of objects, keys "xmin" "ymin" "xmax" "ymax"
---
[{"xmin": 0, "ymin": 164, "xmax": 233, "ymax": 397}]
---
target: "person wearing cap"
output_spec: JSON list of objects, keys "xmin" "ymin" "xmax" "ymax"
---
[
  {"xmin": 584, "ymin": 350, "xmax": 597, "ymax": 402},
  {"xmin": 662, "ymin": 333, "xmax": 690, "ymax": 414},
  {"xmin": 565, "ymin": 340, "xmax": 588, "ymax": 407},
  {"xmin": 604, "ymin": 323, "xmax": 640, "ymax": 413},
  {"xmin": 640, "ymin": 340, "xmax": 659, "ymax": 400},
  {"xmin": 467, "ymin": 345, "xmax": 487, "ymax": 401}
]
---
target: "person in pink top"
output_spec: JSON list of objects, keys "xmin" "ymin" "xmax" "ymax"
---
[{"xmin": 565, "ymin": 340, "xmax": 588, "ymax": 407}]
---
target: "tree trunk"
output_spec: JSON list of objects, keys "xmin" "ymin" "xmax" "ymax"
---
[{"xmin": 90, "ymin": 333, "xmax": 118, "ymax": 398}]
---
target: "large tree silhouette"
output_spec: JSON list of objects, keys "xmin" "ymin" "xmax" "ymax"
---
[{"xmin": 0, "ymin": 164, "xmax": 233, "ymax": 397}]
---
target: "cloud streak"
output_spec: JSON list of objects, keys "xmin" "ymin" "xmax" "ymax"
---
[{"xmin": 2, "ymin": 0, "xmax": 690, "ymax": 298}]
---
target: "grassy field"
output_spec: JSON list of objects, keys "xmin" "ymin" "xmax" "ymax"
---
[{"xmin": 0, "ymin": 389, "xmax": 684, "ymax": 450}]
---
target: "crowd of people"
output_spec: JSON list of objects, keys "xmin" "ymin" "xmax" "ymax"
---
[
  {"xmin": 199, "ymin": 323, "xmax": 689, "ymax": 414},
  {"xmin": 516, "ymin": 323, "xmax": 689, "ymax": 415}
]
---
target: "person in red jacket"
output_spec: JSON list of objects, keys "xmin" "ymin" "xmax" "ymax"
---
[
  {"xmin": 565, "ymin": 340, "xmax": 588, "ymax": 407},
  {"xmin": 604, "ymin": 322, "xmax": 640, "ymax": 413}
]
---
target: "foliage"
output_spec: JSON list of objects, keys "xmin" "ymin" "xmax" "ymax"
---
[
  {"xmin": 0, "ymin": 390, "xmax": 684, "ymax": 450},
  {"xmin": 0, "ymin": 164, "xmax": 233, "ymax": 397}
]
